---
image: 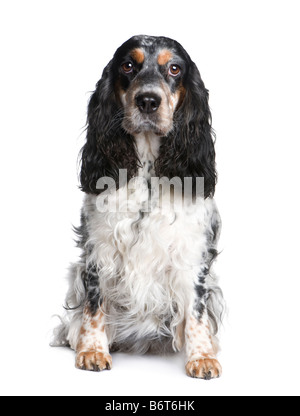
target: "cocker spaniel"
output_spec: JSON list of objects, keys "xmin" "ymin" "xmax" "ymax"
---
[{"xmin": 53, "ymin": 35, "xmax": 224, "ymax": 380}]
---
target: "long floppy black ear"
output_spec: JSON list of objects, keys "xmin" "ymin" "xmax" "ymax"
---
[
  {"xmin": 80, "ymin": 61, "xmax": 138, "ymax": 194},
  {"xmin": 156, "ymin": 62, "xmax": 217, "ymax": 198}
]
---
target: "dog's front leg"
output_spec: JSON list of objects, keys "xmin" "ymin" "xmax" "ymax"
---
[
  {"xmin": 75, "ymin": 303, "xmax": 112, "ymax": 372},
  {"xmin": 185, "ymin": 306, "xmax": 222, "ymax": 380}
]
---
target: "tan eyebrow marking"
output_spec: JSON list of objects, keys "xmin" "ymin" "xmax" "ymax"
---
[
  {"xmin": 157, "ymin": 49, "xmax": 173, "ymax": 66},
  {"xmin": 130, "ymin": 48, "xmax": 145, "ymax": 64}
]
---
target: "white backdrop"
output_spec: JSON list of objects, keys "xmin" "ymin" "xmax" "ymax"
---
[{"xmin": 1, "ymin": 0, "xmax": 300, "ymax": 396}]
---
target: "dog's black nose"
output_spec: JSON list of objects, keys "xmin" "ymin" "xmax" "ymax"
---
[{"xmin": 136, "ymin": 93, "xmax": 161, "ymax": 114}]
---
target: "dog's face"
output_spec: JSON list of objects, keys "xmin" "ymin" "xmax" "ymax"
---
[
  {"xmin": 81, "ymin": 35, "xmax": 216, "ymax": 199},
  {"xmin": 112, "ymin": 35, "xmax": 191, "ymax": 137}
]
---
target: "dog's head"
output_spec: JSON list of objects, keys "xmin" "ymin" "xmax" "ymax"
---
[
  {"xmin": 113, "ymin": 35, "xmax": 190, "ymax": 137},
  {"xmin": 80, "ymin": 35, "xmax": 216, "ymax": 198}
]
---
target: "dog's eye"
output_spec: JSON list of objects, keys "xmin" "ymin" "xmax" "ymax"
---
[
  {"xmin": 169, "ymin": 65, "xmax": 181, "ymax": 77},
  {"xmin": 122, "ymin": 62, "xmax": 134, "ymax": 74}
]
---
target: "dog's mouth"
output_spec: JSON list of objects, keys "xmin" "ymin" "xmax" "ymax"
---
[
  {"xmin": 122, "ymin": 108, "xmax": 173, "ymax": 137},
  {"xmin": 123, "ymin": 118, "xmax": 172, "ymax": 137},
  {"xmin": 132, "ymin": 118, "xmax": 167, "ymax": 136}
]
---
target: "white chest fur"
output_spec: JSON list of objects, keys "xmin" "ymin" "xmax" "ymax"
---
[
  {"xmin": 134, "ymin": 132, "xmax": 161, "ymax": 180},
  {"xmin": 83, "ymin": 133, "xmax": 215, "ymax": 353}
]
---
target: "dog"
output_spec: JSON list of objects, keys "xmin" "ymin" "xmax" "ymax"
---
[{"xmin": 53, "ymin": 35, "xmax": 224, "ymax": 380}]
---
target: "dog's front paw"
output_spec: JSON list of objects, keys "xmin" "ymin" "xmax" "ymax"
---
[
  {"xmin": 75, "ymin": 351, "xmax": 112, "ymax": 372},
  {"xmin": 186, "ymin": 358, "xmax": 222, "ymax": 380}
]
